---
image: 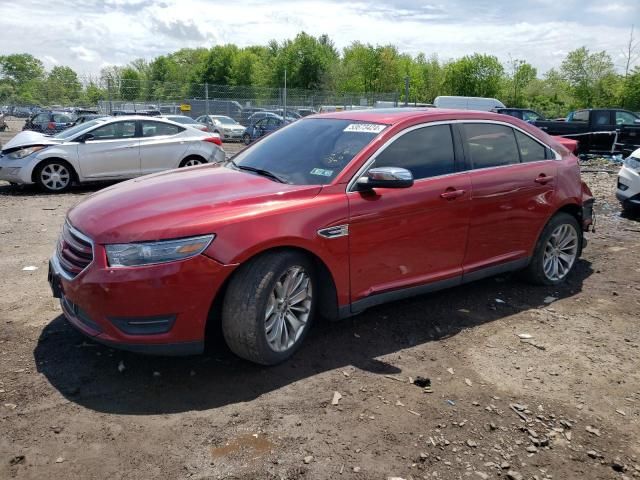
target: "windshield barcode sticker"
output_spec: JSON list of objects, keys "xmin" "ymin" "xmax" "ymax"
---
[
  {"xmin": 344, "ymin": 123, "xmax": 386, "ymax": 133},
  {"xmin": 310, "ymin": 168, "xmax": 334, "ymax": 177}
]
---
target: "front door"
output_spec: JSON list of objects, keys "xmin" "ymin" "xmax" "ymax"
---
[
  {"xmin": 460, "ymin": 123, "xmax": 557, "ymax": 273},
  {"xmin": 348, "ymin": 123, "xmax": 471, "ymax": 304},
  {"xmin": 77, "ymin": 120, "xmax": 139, "ymax": 178}
]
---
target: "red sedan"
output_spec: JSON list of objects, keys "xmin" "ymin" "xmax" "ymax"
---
[{"xmin": 49, "ymin": 109, "xmax": 594, "ymax": 364}]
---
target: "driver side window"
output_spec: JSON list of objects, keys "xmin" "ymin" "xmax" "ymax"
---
[
  {"xmin": 616, "ymin": 111, "xmax": 637, "ymax": 125},
  {"xmin": 372, "ymin": 124, "xmax": 456, "ymax": 180},
  {"xmin": 89, "ymin": 121, "xmax": 136, "ymax": 140}
]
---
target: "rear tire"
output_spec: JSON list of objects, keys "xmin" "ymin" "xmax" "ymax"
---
[
  {"xmin": 522, "ymin": 212, "xmax": 581, "ymax": 286},
  {"xmin": 179, "ymin": 156, "xmax": 205, "ymax": 167},
  {"xmin": 34, "ymin": 159, "xmax": 74, "ymax": 193},
  {"xmin": 222, "ymin": 251, "xmax": 316, "ymax": 365}
]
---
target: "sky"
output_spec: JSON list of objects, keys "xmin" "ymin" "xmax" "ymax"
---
[{"xmin": 0, "ymin": 0, "xmax": 638, "ymax": 76}]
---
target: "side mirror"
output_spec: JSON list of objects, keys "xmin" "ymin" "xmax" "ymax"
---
[
  {"xmin": 356, "ymin": 167, "xmax": 414, "ymax": 191},
  {"xmin": 79, "ymin": 133, "xmax": 94, "ymax": 143},
  {"xmin": 635, "ymin": 119, "xmax": 640, "ymax": 124}
]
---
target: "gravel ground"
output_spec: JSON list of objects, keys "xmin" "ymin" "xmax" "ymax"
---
[{"xmin": 1, "ymin": 122, "xmax": 639, "ymax": 479}]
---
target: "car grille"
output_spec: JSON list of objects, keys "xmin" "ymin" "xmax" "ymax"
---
[{"xmin": 56, "ymin": 223, "xmax": 94, "ymax": 279}]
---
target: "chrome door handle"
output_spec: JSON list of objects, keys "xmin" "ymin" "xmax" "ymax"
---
[
  {"xmin": 440, "ymin": 189, "xmax": 466, "ymax": 200},
  {"xmin": 534, "ymin": 175, "xmax": 554, "ymax": 184}
]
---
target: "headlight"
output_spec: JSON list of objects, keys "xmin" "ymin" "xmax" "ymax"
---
[
  {"xmin": 624, "ymin": 156, "xmax": 640, "ymax": 171},
  {"xmin": 7, "ymin": 146, "xmax": 47, "ymax": 159},
  {"xmin": 105, "ymin": 234, "xmax": 214, "ymax": 267}
]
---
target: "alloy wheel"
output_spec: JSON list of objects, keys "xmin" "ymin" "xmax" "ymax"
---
[
  {"xmin": 542, "ymin": 223, "xmax": 578, "ymax": 281},
  {"xmin": 264, "ymin": 266, "xmax": 312, "ymax": 353},
  {"xmin": 183, "ymin": 158, "xmax": 203, "ymax": 167},
  {"xmin": 40, "ymin": 163, "xmax": 71, "ymax": 191}
]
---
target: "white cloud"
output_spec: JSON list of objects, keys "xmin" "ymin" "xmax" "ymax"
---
[{"xmin": 0, "ymin": 0, "xmax": 637, "ymax": 76}]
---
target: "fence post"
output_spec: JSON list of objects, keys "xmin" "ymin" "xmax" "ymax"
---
[
  {"xmin": 205, "ymin": 83, "xmax": 209, "ymax": 115},
  {"xmin": 404, "ymin": 76, "xmax": 410, "ymax": 107},
  {"xmin": 107, "ymin": 78, "xmax": 113, "ymax": 114}
]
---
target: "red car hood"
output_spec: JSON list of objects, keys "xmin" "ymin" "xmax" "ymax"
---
[{"xmin": 68, "ymin": 165, "xmax": 322, "ymax": 244}]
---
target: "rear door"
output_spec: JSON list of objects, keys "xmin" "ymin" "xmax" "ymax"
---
[
  {"xmin": 589, "ymin": 110, "xmax": 616, "ymax": 153},
  {"xmin": 348, "ymin": 123, "xmax": 472, "ymax": 303},
  {"xmin": 139, "ymin": 120, "xmax": 189, "ymax": 174},
  {"xmin": 77, "ymin": 120, "xmax": 139, "ymax": 178},
  {"xmin": 460, "ymin": 122, "xmax": 557, "ymax": 274}
]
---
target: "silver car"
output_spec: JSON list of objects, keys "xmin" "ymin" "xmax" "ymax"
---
[
  {"xmin": 0, "ymin": 116, "xmax": 225, "ymax": 192},
  {"xmin": 195, "ymin": 115, "xmax": 246, "ymax": 141}
]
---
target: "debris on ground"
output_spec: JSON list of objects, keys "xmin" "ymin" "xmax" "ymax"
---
[
  {"xmin": 331, "ymin": 391, "xmax": 342, "ymax": 405},
  {"xmin": 413, "ymin": 376, "xmax": 431, "ymax": 388}
]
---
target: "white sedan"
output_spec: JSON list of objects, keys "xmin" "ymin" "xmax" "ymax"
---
[{"xmin": 0, "ymin": 116, "xmax": 225, "ymax": 192}]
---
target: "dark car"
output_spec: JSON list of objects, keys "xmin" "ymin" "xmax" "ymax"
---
[
  {"xmin": 23, "ymin": 111, "xmax": 74, "ymax": 134},
  {"xmin": 239, "ymin": 107, "xmax": 266, "ymax": 126},
  {"xmin": 242, "ymin": 114, "xmax": 287, "ymax": 145},
  {"xmin": 71, "ymin": 114, "xmax": 108, "ymax": 127},
  {"xmin": 493, "ymin": 108, "xmax": 545, "ymax": 122},
  {"xmin": 532, "ymin": 109, "xmax": 640, "ymax": 155},
  {"xmin": 112, "ymin": 110, "xmax": 161, "ymax": 117}
]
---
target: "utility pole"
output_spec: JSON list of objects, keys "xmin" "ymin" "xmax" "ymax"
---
[
  {"xmin": 283, "ymin": 68, "xmax": 287, "ymax": 120},
  {"xmin": 205, "ymin": 82, "xmax": 209, "ymax": 115}
]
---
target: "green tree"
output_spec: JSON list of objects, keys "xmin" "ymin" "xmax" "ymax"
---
[
  {"xmin": 560, "ymin": 47, "xmax": 616, "ymax": 107},
  {"xmin": 505, "ymin": 58, "xmax": 537, "ymax": 107},
  {"xmin": 120, "ymin": 67, "xmax": 141, "ymax": 101},
  {"xmin": 45, "ymin": 66, "xmax": 82, "ymax": 105},
  {"xmin": 442, "ymin": 54, "xmax": 504, "ymax": 98}
]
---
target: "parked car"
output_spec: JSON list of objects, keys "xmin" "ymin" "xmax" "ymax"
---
[
  {"xmin": 195, "ymin": 115, "xmax": 246, "ymax": 140},
  {"xmin": 23, "ymin": 111, "xmax": 74, "ymax": 134},
  {"xmin": 161, "ymin": 115, "xmax": 208, "ymax": 132},
  {"xmin": 46, "ymin": 109, "xmax": 594, "ymax": 364},
  {"xmin": 239, "ymin": 107, "xmax": 266, "ymax": 126},
  {"xmin": 297, "ymin": 108, "xmax": 317, "ymax": 117},
  {"xmin": 11, "ymin": 106, "xmax": 34, "ymax": 118},
  {"xmin": 433, "ymin": 96, "xmax": 506, "ymax": 111},
  {"xmin": 242, "ymin": 114, "xmax": 287, "ymax": 145},
  {"xmin": 0, "ymin": 116, "xmax": 225, "ymax": 193},
  {"xmin": 71, "ymin": 114, "xmax": 109, "ymax": 127},
  {"xmin": 493, "ymin": 108, "xmax": 545, "ymax": 122},
  {"xmin": 616, "ymin": 147, "xmax": 640, "ymax": 212},
  {"xmin": 532, "ymin": 109, "xmax": 640, "ymax": 155}
]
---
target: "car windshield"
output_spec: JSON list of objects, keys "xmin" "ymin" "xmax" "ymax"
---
[
  {"xmin": 230, "ymin": 118, "xmax": 386, "ymax": 185},
  {"xmin": 53, "ymin": 119, "xmax": 105, "ymax": 140},
  {"xmin": 215, "ymin": 116, "xmax": 237, "ymax": 125}
]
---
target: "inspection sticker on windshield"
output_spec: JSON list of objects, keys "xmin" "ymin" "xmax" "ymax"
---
[
  {"xmin": 344, "ymin": 123, "xmax": 386, "ymax": 134},
  {"xmin": 310, "ymin": 168, "xmax": 334, "ymax": 177}
]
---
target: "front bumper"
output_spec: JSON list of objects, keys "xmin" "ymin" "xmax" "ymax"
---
[
  {"xmin": 221, "ymin": 130, "xmax": 244, "ymax": 140},
  {"xmin": 617, "ymin": 165, "xmax": 640, "ymax": 205},
  {"xmin": 50, "ymin": 249, "xmax": 237, "ymax": 356}
]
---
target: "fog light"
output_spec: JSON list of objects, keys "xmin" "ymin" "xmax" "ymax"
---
[{"xmin": 108, "ymin": 315, "xmax": 176, "ymax": 335}]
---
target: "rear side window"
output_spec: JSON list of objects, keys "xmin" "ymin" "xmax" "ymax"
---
[
  {"xmin": 373, "ymin": 124, "xmax": 455, "ymax": 180},
  {"xmin": 461, "ymin": 124, "xmax": 519, "ymax": 169},
  {"xmin": 90, "ymin": 121, "xmax": 136, "ymax": 140},
  {"xmin": 572, "ymin": 111, "xmax": 589, "ymax": 122},
  {"xmin": 141, "ymin": 121, "xmax": 183, "ymax": 137},
  {"xmin": 53, "ymin": 114, "xmax": 72, "ymax": 123},
  {"xmin": 593, "ymin": 111, "xmax": 610, "ymax": 126},
  {"xmin": 514, "ymin": 131, "xmax": 547, "ymax": 162}
]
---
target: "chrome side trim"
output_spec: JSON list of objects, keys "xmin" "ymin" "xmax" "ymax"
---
[
  {"xmin": 318, "ymin": 224, "xmax": 349, "ymax": 239},
  {"xmin": 346, "ymin": 119, "xmax": 561, "ymax": 192}
]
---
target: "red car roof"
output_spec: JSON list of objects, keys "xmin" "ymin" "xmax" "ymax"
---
[{"xmin": 312, "ymin": 108, "xmax": 507, "ymax": 125}]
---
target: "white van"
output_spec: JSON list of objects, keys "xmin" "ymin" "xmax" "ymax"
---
[{"xmin": 433, "ymin": 96, "xmax": 505, "ymax": 111}]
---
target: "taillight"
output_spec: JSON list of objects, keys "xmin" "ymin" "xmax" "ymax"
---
[
  {"xmin": 47, "ymin": 122, "xmax": 55, "ymax": 130},
  {"xmin": 203, "ymin": 136, "xmax": 222, "ymax": 146}
]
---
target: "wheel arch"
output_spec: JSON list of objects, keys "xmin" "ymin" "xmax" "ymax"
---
[
  {"xmin": 31, "ymin": 156, "xmax": 79, "ymax": 183},
  {"xmin": 205, "ymin": 245, "xmax": 340, "ymax": 347}
]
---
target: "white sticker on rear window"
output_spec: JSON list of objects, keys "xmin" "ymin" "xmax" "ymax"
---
[
  {"xmin": 343, "ymin": 123, "xmax": 386, "ymax": 133},
  {"xmin": 310, "ymin": 168, "xmax": 334, "ymax": 177}
]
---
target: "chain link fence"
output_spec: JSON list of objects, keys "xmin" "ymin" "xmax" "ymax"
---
[{"xmin": 0, "ymin": 76, "xmax": 400, "ymax": 124}]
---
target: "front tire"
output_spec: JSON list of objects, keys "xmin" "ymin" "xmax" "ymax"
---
[
  {"xmin": 522, "ymin": 212, "xmax": 581, "ymax": 286},
  {"xmin": 222, "ymin": 251, "xmax": 316, "ymax": 365},
  {"xmin": 242, "ymin": 133, "xmax": 251, "ymax": 146},
  {"xmin": 34, "ymin": 160, "xmax": 73, "ymax": 193}
]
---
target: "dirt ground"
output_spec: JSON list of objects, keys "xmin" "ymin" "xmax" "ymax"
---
[{"xmin": 1, "ymin": 120, "xmax": 639, "ymax": 480}]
